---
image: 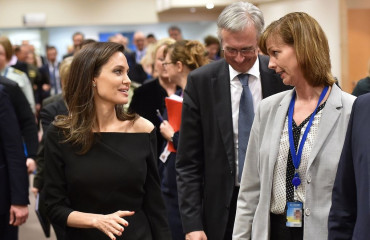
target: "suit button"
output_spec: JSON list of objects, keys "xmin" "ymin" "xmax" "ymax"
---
[
  {"xmin": 305, "ymin": 208, "xmax": 311, "ymax": 216},
  {"xmin": 307, "ymin": 174, "xmax": 312, "ymax": 183},
  {"xmin": 226, "ymin": 205, "xmax": 230, "ymax": 210}
]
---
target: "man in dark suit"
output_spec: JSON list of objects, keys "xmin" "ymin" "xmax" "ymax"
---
[
  {"xmin": 0, "ymin": 76, "xmax": 38, "ymax": 174},
  {"xmin": 328, "ymin": 93, "xmax": 370, "ymax": 240},
  {"xmin": 0, "ymin": 84, "xmax": 29, "ymax": 240},
  {"xmin": 176, "ymin": 2, "xmax": 292, "ymax": 240}
]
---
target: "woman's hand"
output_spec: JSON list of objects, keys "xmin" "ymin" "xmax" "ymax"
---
[
  {"xmin": 160, "ymin": 120, "xmax": 175, "ymax": 142},
  {"xmin": 92, "ymin": 211, "xmax": 135, "ymax": 240},
  {"xmin": 67, "ymin": 210, "xmax": 135, "ymax": 240}
]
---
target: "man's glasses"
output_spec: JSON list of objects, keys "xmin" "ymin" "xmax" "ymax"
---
[{"xmin": 223, "ymin": 47, "xmax": 256, "ymax": 57}]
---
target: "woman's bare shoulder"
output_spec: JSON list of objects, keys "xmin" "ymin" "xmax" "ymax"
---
[{"xmin": 127, "ymin": 117, "xmax": 154, "ymax": 133}]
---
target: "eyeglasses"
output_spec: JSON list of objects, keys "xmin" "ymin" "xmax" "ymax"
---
[
  {"xmin": 223, "ymin": 47, "xmax": 257, "ymax": 57},
  {"xmin": 162, "ymin": 62, "xmax": 174, "ymax": 67}
]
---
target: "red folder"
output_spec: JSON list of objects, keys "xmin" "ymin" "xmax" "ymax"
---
[{"xmin": 165, "ymin": 96, "xmax": 183, "ymax": 152}]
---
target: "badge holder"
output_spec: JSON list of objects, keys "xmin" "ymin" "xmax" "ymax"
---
[{"xmin": 286, "ymin": 171, "xmax": 303, "ymax": 227}]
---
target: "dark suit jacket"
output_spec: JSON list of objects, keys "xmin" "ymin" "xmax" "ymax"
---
[
  {"xmin": 176, "ymin": 56, "xmax": 292, "ymax": 239},
  {"xmin": 0, "ymin": 85, "xmax": 29, "ymax": 214},
  {"xmin": 328, "ymin": 93, "xmax": 370, "ymax": 240},
  {"xmin": 0, "ymin": 76, "xmax": 38, "ymax": 159},
  {"xmin": 34, "ymin": 94, "xmax": 68, "ymax": 190},
  {"xmin": 125, "ymin": 51, "xmax": 148, "ymax": 84}
]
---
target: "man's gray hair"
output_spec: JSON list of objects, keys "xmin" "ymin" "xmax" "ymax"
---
[{"xmin": 217, "ymin": 1, "xmax": 264, "ymax": 41}]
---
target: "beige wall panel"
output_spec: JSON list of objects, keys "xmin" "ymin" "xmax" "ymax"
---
[
  {"xmin": 347, "ymin": 9, "xmax": 370, "ymax": 91},
  {"xmin": 0, "ymin": 0, "xmax": 159, "ymax": 28}
]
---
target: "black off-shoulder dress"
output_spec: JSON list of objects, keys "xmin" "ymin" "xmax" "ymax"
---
[{"xmin": 44, "ymin": 125, "xmax": 171, "ymax": 240}]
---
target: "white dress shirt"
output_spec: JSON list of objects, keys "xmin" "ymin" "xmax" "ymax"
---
[{"xmin": 229, "ymin": 57, "xmax": 262, "ymax": 186}]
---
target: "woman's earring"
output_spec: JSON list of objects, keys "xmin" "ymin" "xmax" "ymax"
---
[{"xmin": 93, "ymin": 82, "xmax": 96, "ymax": 87}]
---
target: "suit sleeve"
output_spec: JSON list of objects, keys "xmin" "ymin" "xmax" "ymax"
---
[
  {"xmin": 328, "ymin": 98, "xmax": 357, "ymax": 239},
  {"xmin": 176, "ymin": 74, "xmax": 205, "ymax": 233},
  {"xmin": 34, "ymin": 104, "xmax": 58, "ymax": 190},
  {"xmin": 143, "ymin": 129, "xmax": 171, "ymax": 240},
  {"xmin": 0, "ymin": 89, "xmax": 29, "ymax": 206},
  {"xmin": 8, "ymin": 83, "xmax": 38, "ymax": 159},
  {"xmin": 233, "ymin": 104, "xmax": 262, "ymax": 240}
]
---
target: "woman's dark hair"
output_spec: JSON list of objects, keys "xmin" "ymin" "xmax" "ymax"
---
[{"xmin": 54, "ymin": 42, "xmax": 137, "ymax": 154}]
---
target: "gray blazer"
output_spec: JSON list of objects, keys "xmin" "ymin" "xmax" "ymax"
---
[{"xmin": 232, "ymin": 84, "xmax": 355, "ymax": 240}]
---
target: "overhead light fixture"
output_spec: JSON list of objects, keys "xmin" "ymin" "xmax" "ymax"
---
[
  {"xmin": 206, "ymin": 3, "xmax": 214, "ymax": 9},
  {"xmin": 190, "ymin": 7, "xmax": 196, "ymax": 13}
]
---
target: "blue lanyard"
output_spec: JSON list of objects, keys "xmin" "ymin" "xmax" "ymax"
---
[{"xmin": 288, "ymin": 86, "xmax": 328, "ymax": 188}]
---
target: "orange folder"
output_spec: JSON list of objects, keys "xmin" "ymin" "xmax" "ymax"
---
[{"xmin": 165, "ymin": 96, "xmax": 183, "ymax": 152}]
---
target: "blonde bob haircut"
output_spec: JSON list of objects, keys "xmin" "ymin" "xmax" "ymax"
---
[{"xmin": 259, "ymin": 12, "xmax": 335, "ymax": 87}]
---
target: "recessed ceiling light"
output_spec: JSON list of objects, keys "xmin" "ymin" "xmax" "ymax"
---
[
  {"xmin": 206, "ymin": 3, "xmax": 214, "ymax": 9},
  {"xmin": 190, "ymin": 7, "xmax": 196, "ymax": 13}
]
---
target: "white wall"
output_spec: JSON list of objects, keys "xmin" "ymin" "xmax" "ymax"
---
[
  {"xmin": 0, "ymin": 21, "xmax": 218, "ymax": 61},
  {"xmin": 258, "ymin": 0, "xmax": 342, "ymax": 82},
  {"xmin": 0, "ymin": 0, "xmax": 159, "ymax": 28}
]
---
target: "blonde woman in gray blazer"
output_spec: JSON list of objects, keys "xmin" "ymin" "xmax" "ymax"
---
[{"xmin": 233, "ymin": 12, "xmax": 356, "ymax": 240}]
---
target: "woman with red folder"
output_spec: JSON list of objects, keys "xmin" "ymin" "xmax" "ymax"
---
[{"xmin": 159, "ymin": 40, "xmax": 209, "ymax": 240}]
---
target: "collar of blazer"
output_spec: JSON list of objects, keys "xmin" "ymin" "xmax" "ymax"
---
[{"xmin": 268, "ymin": 84, "xmax": 344, "ymax": 175}]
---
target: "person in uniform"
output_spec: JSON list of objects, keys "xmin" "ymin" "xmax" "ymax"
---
[{"xmin": 0, "ymin": 37, "xmax": 35, "ymax": 113}]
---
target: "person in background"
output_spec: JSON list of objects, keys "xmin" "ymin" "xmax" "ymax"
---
[
  {"xmin": 168, "ymin": 26, "xmax": 183, "ymax": 41},
  {"xmin": 129, "ymin": 37, "xmax": 177, "ymax": 158},
  {"xmin": 32, "ymin": 56, "xmax": 72, "ymax": 240},
  {"xmin": 39, "ymin": 46, "xmax": 61, "ymax": 96},
  {"xmin": 13, "ymin": 44, "xmax": 45, "ymax": 115},
  {"xmin": 204, "ymin": 35, "xmax": 221, "ymax": 61},
  {"xmin": 0, "ymin": 36, "xmax": 36, "ymax": 114},
  {"xmin": 160, "ymin": 40, "xmax": 209, "ymax": 240},
  {"xmin": 62, "ymin": 31, "xmax": 84, "ymax": 59},
  {"xmin": 233, "ymin": 12, "xmax": 355, "ymax": 240},
  {"xmin": 0, "ymin": 75, "xmax": 38, "ymax": 175},
  {"xmin": 0, "ymin": 84, "xmax": 29, "ymax": 240},
  {"xmin": 44, "ymin": 42, "xmax": 170, "ymax": 240},
  {"xmin": 328, "ymin": 93, "xmax": 370, "ymax": 240},
  {"xmin": 140, "ymin": 42, "xmax": 156, "ymax": 79},
  {"xmin": 352, "ymin": 59, "xmax": 370, "ymax": 97},
  {"xmin": 128, "ymin": 32, "xmax": 148, "ymax": 84},
  {"xmin": 133, "ymin": 31, "xmax": 147, "ymax": 64},
  {"xmin": 175, "ymin": 2, "xmax": 291, "ymax": 240},
  {"xmin": 146, "ymin": 33, "xmax": 157, "ymax": 45}
]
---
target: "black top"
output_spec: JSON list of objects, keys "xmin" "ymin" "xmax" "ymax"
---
[
  {"xmin": 129, "ymin": 78, "xmax": 170, "ymax": 157},
  {"xmin": 33, "ymin": 94, "xmax": 68, "ymax": 190},
  {"xmin": 44, "ymin": 125, "xmax": 171, "ymax": 240}
]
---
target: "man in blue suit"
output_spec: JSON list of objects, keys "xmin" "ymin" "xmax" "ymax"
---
[
  {"xmin": 0, "ymin": 84, "xmax": 29, "ymax": 240},
  {"xmin": 328, "ymin": 93, "xmax": 370, "ymax": 239}
]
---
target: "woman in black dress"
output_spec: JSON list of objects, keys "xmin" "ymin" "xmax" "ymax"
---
[{"xmin": 44, "ymin": 42, "xmax": 171, "ymax": 240}]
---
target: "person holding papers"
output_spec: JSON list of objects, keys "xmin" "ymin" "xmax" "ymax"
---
[{"xmin": 159, "ymin": 40, "xmax": 209, "ymax": 240}]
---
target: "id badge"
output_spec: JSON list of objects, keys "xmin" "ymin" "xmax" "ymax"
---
[{"xmin": 286, "ymin": 201, "xmax": 303, "ymax": 227}]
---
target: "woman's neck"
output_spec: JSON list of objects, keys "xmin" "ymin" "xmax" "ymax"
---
[
  {"xmin": 159, "ymin": 77, "xmax": 177, "ymax": 96},
  {"xmin": 178, "ymin": 68, "xmax": 190, "ymax": 91},
  {"xmin": 94, "ymin": 102, "xmax": 119, "ymax": 132},
  {"xmin": 295, "ymin": 81, "xmax": 327, "ymax": 104}
]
